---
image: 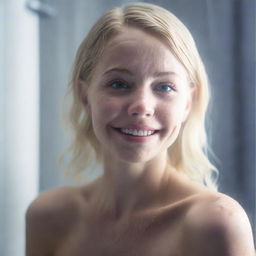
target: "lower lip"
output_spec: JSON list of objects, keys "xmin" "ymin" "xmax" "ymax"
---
[{"xmin": 113, "ymin": 128, "xmax": 158, "ymax": 143}]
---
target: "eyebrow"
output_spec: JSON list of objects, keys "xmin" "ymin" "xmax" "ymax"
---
[
  {"xmin": 103, "ymin": 68, "xmax": 133, "ymax": 76},
  {"xmin": 103, "ymin": 68, "xmax": 179, "ymax": 77},
  {"xmin": 154, "ymin": 71, "xmax": 178, "ymax": 77}
]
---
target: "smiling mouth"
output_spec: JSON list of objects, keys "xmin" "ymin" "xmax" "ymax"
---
[{"xmin": 114, "ymin": 128, "xmax": 159, "ymax": 137}]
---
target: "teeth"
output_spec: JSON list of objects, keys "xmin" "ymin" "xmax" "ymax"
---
[{"xmin": 120, "ymin": 128, "xmax": 155, "ymax": 136}]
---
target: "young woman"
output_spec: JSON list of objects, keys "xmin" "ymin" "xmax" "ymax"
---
[{"xmin": 26, "ymin": 2, "xmax": 255, "ymax": 255}]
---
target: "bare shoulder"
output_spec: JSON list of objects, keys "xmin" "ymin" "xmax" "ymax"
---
[
  {"xmin": 182, "ymin": 192, "xmax": 255, "ymax": 256},
  {"xmin": 26, "ymin": 186, "xmax": 85, "ymax": 256}
]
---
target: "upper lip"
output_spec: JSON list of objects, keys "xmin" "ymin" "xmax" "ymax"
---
[{"xmin": 113, "ymin": 124, "xmax": 160, "ymax": 131}]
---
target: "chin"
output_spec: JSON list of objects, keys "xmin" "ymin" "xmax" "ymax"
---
[{"xmin": 114, "ymin": 149, "xmax": 162, "ymax": 165}]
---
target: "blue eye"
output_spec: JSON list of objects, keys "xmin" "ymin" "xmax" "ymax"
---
[
  {"xmin": 109, "ymin": 81, "xmax": 128, "ymax": 89},
  {"xmin": 156, "ymin": 84, "xmax": 175, "ymax": 92}
]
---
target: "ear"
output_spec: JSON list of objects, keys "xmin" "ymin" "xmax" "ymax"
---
[
  {"xmin": 182, "ymin": 84, "xmax": 196, "ymax": 123},
  {"xmin": 77, "ymin": 80, "xmax": 90, "ymax": 110}
]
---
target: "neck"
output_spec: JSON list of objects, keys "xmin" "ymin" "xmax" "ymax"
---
[{"xmin": 98, "ymin": 152, "xmax": 176, "ymax": 219}]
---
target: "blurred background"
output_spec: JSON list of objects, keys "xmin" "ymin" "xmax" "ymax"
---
[{"xmin": 0, "ymin": 0, "xmax": 255, "ymax": 255}]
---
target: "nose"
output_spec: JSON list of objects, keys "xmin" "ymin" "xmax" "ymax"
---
[{"xmin": 127, "ymin": 89, "xmax": 155, "ymax": 118}]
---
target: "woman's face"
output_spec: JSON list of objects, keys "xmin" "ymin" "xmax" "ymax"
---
[{"xmin": 84, "ymin": 27, "xmax": 194, "ymax": 163}]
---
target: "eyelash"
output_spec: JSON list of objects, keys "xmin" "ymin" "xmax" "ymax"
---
[
  {"xmin": 108, "ymin": 80, "xmax": 129, "ymax": 89},
  {"xmin": 155, "ymin": 84, "xmax": 176, "ymax": 92},
  {"xmin": 106, "ymin": 80, "xmax": 176, "ymax": 93}
]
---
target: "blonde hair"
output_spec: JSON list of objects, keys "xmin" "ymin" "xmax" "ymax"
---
[{"xmin": 59, "ymin": 2, "xmax": 218, "ymax": 189}]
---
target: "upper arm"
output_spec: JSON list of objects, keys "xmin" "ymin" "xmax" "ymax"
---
[{"xmin": 182, "ymin": 194, "xmax": 255, "ymax": 256}]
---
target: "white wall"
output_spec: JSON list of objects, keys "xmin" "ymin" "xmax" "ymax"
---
[
  {"xmin": 0, "ymin": 0, "xmax": 5, "ymax": 253},
  {"xmin": 1, "ymin": 0, "xmax": 39, "ymax": 255}
]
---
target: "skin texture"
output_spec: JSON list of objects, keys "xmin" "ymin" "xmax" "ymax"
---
[{"xmin": 26, "ymin": 27, "xmax": 255, "ymax": 256}]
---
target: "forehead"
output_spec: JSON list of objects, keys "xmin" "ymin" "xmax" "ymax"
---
[{"xmin": 95, "ymin": 27, "xmax": 187, "ymax": 78}]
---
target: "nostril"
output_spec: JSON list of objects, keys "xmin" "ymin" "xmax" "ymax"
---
[
  {"xmin": 130, "ymin": 111, "xmax": 153, "ymax": 117},
  {"xmin": 128, "ymin": 104, "xmax": 154, "ymax": 117}
]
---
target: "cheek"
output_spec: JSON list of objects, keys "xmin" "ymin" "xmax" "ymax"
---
[
  {"xmin": 172, "ymin": 94, "xmax": 191, "ymax": 122},
  {"xmin": 160, "ymin": 100, "xmax": 187, "ymax": 125},
  {"xmin": 90, "ymin": 96, "xmax": 122, "ymax": 124}
]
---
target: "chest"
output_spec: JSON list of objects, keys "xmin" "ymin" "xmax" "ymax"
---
[{"xmin": 55, "ymin": 210, "xmax": 185, "ymax": 256}]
